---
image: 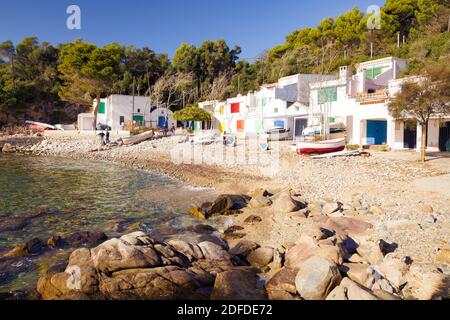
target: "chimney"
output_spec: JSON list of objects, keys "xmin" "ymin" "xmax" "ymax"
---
[{"xmin": 339, "ymin": 66, "xmax": 350, "ymax": 80}]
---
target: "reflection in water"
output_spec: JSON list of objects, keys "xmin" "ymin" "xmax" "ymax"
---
[{"xmin": 0, "ymin": 154, "xmax": 217, "ymax": 293}]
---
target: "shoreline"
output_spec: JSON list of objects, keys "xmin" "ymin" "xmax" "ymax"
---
[{"xmin": 0, "ymin": 132, "xmax": 449, "ymax": 300}]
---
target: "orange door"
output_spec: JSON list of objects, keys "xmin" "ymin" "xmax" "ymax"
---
[{"xmin": 237, "ymin": 120, "xmax": 244, "ymax": 132}]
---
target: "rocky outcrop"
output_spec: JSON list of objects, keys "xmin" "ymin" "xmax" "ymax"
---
[
  {"xmin": 37, "ymin": 231, "xmax": 267, "ymax": 300},
  {"xmin": 211, "ymin": 269, "xmax": 267, "ymax": 300},
  {"xmin": 295, "ymin": 256, "xmax": 342, "ymax": 300},
  {"xmin": 271, "ymin": 190, "xmax": 303, "ymax": 214},
  {"xmin": 189, "ymin": 195, "xmax": 249, "ymax": 220},
  {"xmin": 1, "ymin": 143, "xmax": 16, "ymax": 153}
]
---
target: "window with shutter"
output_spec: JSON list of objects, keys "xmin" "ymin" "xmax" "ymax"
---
[{"xmin": 231, "ymin": 103, "xmax": 240, "ymax": 113}]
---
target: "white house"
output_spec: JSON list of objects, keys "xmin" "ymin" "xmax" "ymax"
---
[
  {"xmin": 198, "ymin": 56, "xmax": 450, "ymax": 152},
  {"xmin": 310, "ymin": 56, "xmax": 449, "ymax": 152},
  {"xmin": 199, "ymin": 73, "xmax": 334, "ymax": 139},
  {"xmin": 90, "ymin": 95, "xmax": 176, "ymax": 131}
]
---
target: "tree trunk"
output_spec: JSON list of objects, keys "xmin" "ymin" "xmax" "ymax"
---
[
  {"xmin": 92, "ymin": 94, "xmax": 101, "ymax": 132},
  {"xmin": 421, "ymin": 124, "xmax": 427, "ymax": 163}
]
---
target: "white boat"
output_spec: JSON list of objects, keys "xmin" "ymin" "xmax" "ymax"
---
[
  {"xmin": 260, "ymin": 127, "xmax": 290, "ymax": 141},
  {"xmin": 297, "ymin": 138, "xmax": 346, "ymax": 155},
  {"xmin": 191, "ymin": 133, "xmax": 217, "ymax": 145},
  {"xmin": 302, "ymin": 123, "xmax": 346, "ymax": 136},
  {"xmin": 25, "ymin": 120, "xmax": 57, "ymax": 130}
]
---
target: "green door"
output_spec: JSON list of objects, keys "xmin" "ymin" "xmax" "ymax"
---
[{"xmin": 133, "ymin": 115, "xmax": 144, "ymax": 126}]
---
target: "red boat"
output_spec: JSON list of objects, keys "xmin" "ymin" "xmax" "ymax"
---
[{"xmin": 297, "ymin": 138, "xmax": 346, "ymax": 155}]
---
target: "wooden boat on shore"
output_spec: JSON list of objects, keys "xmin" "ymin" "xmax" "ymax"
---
[
  {"xmin": 297, "ymin": 138, "xmax": 346, "ymax": 155},
  {"xmin": 260, "ymin": 127, "xmax": 290, "ymax": 141},
  {"xmin": 122, "ymin": 130, "xmax": 154, "ymax": 146}
]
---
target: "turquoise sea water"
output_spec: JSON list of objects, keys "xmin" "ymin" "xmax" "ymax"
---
[{"xmin": 0, "ymin": 154, "xmax": 217, "ymax": 294}]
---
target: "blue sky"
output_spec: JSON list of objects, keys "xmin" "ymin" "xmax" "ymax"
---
[{"xmin": 0, "ymin": 0, "xmax": 385, "ymax": 59}]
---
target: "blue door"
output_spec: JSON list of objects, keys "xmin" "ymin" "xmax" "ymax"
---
[
  {"xmin": 158, "ymin": 116, "xmax": 166, "ymax": 128},
  {"xmin": 366, "ymin": 120, "xmax": 387, "ymax": 145}
]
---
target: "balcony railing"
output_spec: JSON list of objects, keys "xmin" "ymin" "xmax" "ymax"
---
[{"xmin": 354, "ymin": 90, "xmax": 388, "ymax": 105}]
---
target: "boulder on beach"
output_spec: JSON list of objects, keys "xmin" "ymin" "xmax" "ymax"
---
[
  {"xmin": 190, "ymin": 194, "xmax": 249, "ymax": 220},
  {"xmin": 36, "ymin": 231, "xmax": 264, "ymax": 300},
  {"xmin": 271, "ymin": 190, "xmax": 303, "ymax": 213},
  {"xmin": 247, "ymin": 247, "xmax": 274, "ymax": 268},
  {"xmin": 64, "ymin": 231, "xmax": 108, "ymax": 248},
  {"xmin": 265, "ymin": 267, "xmax": 298, "ymax": 300},
  {"xmin": 294, "ymin": 256, "xmax": 342, "ymax": 300},
  {"xmin": 210, "ymin": 269, "xmax": 267, "ymax": 300},
  {"xmin": 4, "ymin": 238, "xmax": 43, "ymax": 257},
  {"xmin": 229, "ymin": 240, "xmax": 260, "ymax": 257},
  {"xmin": 249, "ymin": 196, "xmax": 272, "ymax": 208},
  {"xmin": 1, "ymin": 143, "xmax": 16, "ymax": 153}
]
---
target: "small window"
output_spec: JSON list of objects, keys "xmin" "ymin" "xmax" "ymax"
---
[
  {"xmin": 120, "ymin": 116, "xmax": 125, "ymax": 125},
  {"xmin": 274, "ymin": 108, "xmax": 278, "ymax": 113},
  {"xmin": 137, "ymin": 108, "xmax": 141, "ymax": 113}
]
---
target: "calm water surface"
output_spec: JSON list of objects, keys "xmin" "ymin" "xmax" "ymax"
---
[{"xmin": 0, "ymin": 154, "xmax": 218, "ymax": 294}]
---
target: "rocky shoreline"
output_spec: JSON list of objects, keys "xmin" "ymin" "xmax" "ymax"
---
[
  {"xmin": 0, "ymin": 133, "xmax": 449, "ymax": 300},
  {"xmin": 30, "ymin": 190, "xmax": 449, "ymax": 300}
]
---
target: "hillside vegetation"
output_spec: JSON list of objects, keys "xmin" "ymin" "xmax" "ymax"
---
[{"xmin": 0, "ymin": 0, "xmax": 449, "ymax": 125}]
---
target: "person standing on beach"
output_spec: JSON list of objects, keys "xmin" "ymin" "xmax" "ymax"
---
[
  {"xmin": 104, "ymin": 128, "xmax": 110, "ymax": 144},
  {"xmin": 223, "ymin": 131, "xmax": 227, "ymax": 145},
  {"xmin": 99, "ymin": 131, "xmax": 105, "ymax": 146}
]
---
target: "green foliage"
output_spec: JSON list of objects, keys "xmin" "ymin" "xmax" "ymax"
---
[
  {"xmin": 1, "ymin": 0, "xmax": 449, "ymax": 125},
  {"xmin": 173, "ymin": 105, "xmax": 211, "ymax": 122}
]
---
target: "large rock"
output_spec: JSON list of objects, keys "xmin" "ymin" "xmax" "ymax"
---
[
  {"xmin": 229, "ymin": 240, "xmax": 260, "ymax": 257},
  {"xmin": 375, "ymin": 257, "xmax": 409, "ymax": 291},
  {"xmin": 91, "ymin": 238, "xmax": 162, "ymax": 273},
  {"xmin": 2, "ymin": 143, "xmax": 16, "ymax": 153},
  {"xmin": 341, "ymin": 263, "xmax": 370, "ymax": 287},
  {"xmin": 188, "ymin": 208, "xmax": 207, "ymax": 220},
  {"xmin": 247, "ymin": 247, "xmax": 274, "ymax": 268},
  {"xmin": 167, "ymin": 239, "xmax": 204, "ymax": 261},
  {"xmin": 64, "ymin": 231, "xmax": 107, "ymax": 248},
  {"xmin": 325, "ymin": 285, "xmax": 348, "ymax": 300},
  {"xmin": 322, "ymin": 202, "xmax": 340, "ymax": 215},
  {"xmin": 340, "ymin": 277, "xmax": 378, "ymax": 300},
  {"xmin": 37, "ymin": 232, "xmax": 243, "ymax": 299},
  {"xmin": 272, "ymin": 190, "xmax": 301, "ymax": 213},
  {"xmin": 244, "ymin": 215, "xmax": 262, "ymax": 224},
  {"xmin": 211, "ymin": 269, "xmax": 267, "ymax": 300},
  {"xmin": 295, "ymin": 256, "xmax": 341, "ymax": 300},
  {"xmin": 249, "ymin": 196, "xmax": 272, "ymax": 208},
  {"xmin": 265, "ymin": 268, "xmax": 298, "ymax": 300},
  {"xmin": 321, "ymin": 217, "xmax": 373, "ymax": 237},
  {"xmin": 355, "ymin": 239, "xmax": 385, "ymax": 265},
  {"xmin": 402, "ymin": 264, "xmax": 449, "ymax": 300},
  {"xmin": 208, "ymin": 195, "xmax": 247, "ymax": 216},
  {"xmin": 285, "ymin": 237, "xmax": 343, "ymax": 270},
  {"xmin": 4, "ymin": 238, "xmax": 43, "ymax": 257},
  {"xmin": 197, "ymin": 241, "xmax": 231, "ymax": 261},
  {"xmin": 249, "ymin": 188, "xmax": 269, "ymax": 198},
  {"xmin": 100, "ymin": 266, "xmax": 209, "ymax": 300}
]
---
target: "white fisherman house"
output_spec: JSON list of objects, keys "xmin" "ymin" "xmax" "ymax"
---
[
  {"xmin": 89, "ymin": 95, "xmax": 176, "ymax": 131},
  {"xmin": 199, "ymin": 56, "xmax": 450, "ymax": 152},
  {"xmin": 199, "ymin": 73, "xmax": 334, "ymax": 139}
]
